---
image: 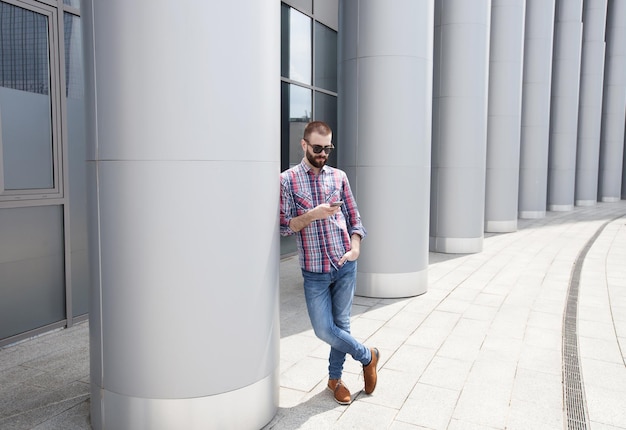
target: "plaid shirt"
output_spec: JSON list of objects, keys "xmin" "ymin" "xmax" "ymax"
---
[{"xmin": 280, "ymin": 160, "xmax": 366, "ymax": 273}]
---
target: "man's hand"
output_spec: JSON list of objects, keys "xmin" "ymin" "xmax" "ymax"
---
[
  {"xmin": 289, "ymin": 203, "xmax": 341, "ymax": 232},
  {"xmin": 339, "ymin": 234, "xmax": 361, "ymax": 265},
  {"xmin": 339, "ymin": 248, "xmax": 359, "ymax": 265},
  {"xmin": 311, "ymin": 203, "xmax": 342, "ymax": 220}
]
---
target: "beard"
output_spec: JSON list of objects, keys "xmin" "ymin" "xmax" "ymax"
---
[{"xmin": 306, "ymin": 150, "xmax": 327, "ymax": 169}]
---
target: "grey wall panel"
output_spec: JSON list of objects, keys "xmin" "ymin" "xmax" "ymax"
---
[
  {"xmin": 575, "ymin": 0, "xmax": 607, "ymax": 206},
  {"xmin": 0, "ymin": 206, "xmax": 65, "ymax": 339},
  {"xmin": 339, "ymin": 0, "xmax": 433, "ymax": 297},
  {"xmin": 356, "ymin": 56, "xmax": 432, "ymax": 167},
  {"xmin": 84, "ymin": 1, "xmax": 280, "ymax": 428},
  {"xmin": 313, "ymin": 0, "xmax": 339, "ymax": 30},
  {"xmin": 599, "ymin": 0, "xmax": 626, "ymax": 202},
  {"xmin": 547, "ymin": 0, "xmax": 583, "ymax": 211},
  {"xmin": 67, "ymin": 97, "xmax": 90, "ymax": 316},
  {"xmin": 485, "ymin": 0, "xmax": 526, "ymax": 232},
  {"xmin": 518, "ymin": 0, "xmax": 556, "ymax": 218},
  {"xmin": 96, "ymin": 161, "xmax": 280, "ymax": 398},
  {"xmin": 430, "ymin": 0, "xmax": 490, "ymax": 253},
  {"xmin": 337, "ymin": 58, "xmax": 358, "ymax": 166}
]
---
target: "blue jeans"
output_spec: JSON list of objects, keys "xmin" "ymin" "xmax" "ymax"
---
[{"xmin": 301, "ymin": 260, "xmax": 371, "ymax": 380}]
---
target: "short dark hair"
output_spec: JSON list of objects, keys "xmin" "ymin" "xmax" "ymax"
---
[{"xmin": 303, "ymin": 121, "xmax": 332, "ymax": 140}]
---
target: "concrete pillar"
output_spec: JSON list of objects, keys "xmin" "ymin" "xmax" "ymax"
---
[
  {"xmin": 83, "ymin": 2, "xmax": 280, "ymax": 429},
  {"xmin": 485, "ymin": 0, "xmax": 526, "ymax": 233},
  {"xmin": 430, "ymin": 0, "xmax": 491, "ymax": 253},
  {"xmin": 547, "ymin": 0, "xmax": 583, "ymax": 211},
  {"xmin": 338, "ymin": 0, "xmax": 433, "ymax": 297},
  {"xmin": 519, "ymin": 0, "xmax": 557, "ymax": 218},
  {"xmin": 575, "ymin": 0, "xmax": 608, "ymax": 206},
  {"xmin": 599, "ymin": 0, "xmax": 626, "ymax": 202}
]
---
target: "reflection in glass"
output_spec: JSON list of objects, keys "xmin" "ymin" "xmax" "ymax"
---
[
  {"xmin": 64, "ymin": 13, "xmax": 84, "ymax": 99},
  {"xmin": 314, "ymin": 22, "xmax": 338, "ymax": 92},
  {"xmin": 289, "ymin": 84, "xmax": 311, "ymax": 167},
  {"xmin": 63, "ymin": 0, "xmax": 81, "ymax": 9},
  {"xmin": 314, "ymin": 91, "xmax": 338, "ymax": 166},
  {"xmin": 288, "ymin": 8, "xmax": 311, "ymax": 85},
  {"xmin": 0, "ymin": 2, "xmax": 54, "ymax": 190}
]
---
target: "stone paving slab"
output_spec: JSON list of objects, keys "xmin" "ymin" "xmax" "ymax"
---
[{"xmin": 0, "ymin": 201, "xmax": 625, "ymax": 429}]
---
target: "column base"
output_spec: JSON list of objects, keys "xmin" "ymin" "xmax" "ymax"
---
[
  {"xmin": 429, "ymin": 236, "xmax": 483, "ymax": 254},
  {"xmin": 356, "ymin": 269, "xmax": 427, "ymax": 298},
  {"xmin": 600, "ymin": 196, "xmax": 620, "ymax": 203},
  {"xmin": 575, "ymin": 200, "xmax": 597, "ymax": 206},
  {"xmin": 485, "ymin": 219, "xmax": 517, "ymax": 233},
  {"xmin": 548, "ymin": 204, "xmax": 574, "ymax": 211},
  {"xmin": 91, "ymin": 370, "xmax": 278, "ymax": 430},
  {"xmin": 519, "ymin": 210, "xmax": 545, "ymax": 219}
]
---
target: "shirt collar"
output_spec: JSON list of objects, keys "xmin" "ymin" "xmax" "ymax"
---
[{"xmin": 301, "ymin": 159, "xmax": 330, "ymax": 175}]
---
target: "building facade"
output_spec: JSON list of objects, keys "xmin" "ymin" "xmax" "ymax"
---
[
  {"xmin": 1, "ymin": 0, "xmax": 625, "ymax": 428},
  {"xmin": 1, "ymin": 0, "xmax": 86, "ymax": 345}
]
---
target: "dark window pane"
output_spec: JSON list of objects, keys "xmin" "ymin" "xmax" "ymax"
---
[
  {"xmin": 280, "ymin": 4, "xmax": 290, "ymax": 78},
  {"xmin": 314, "ymin": 22, "xmax": 337, "ymax": 92},
  {"xmin": 289, "ymin": 84, "xmax": 311, "ymax": 167},
  {"xmin": 64, "ymin": 13, "xmax": 84, "ymax": 99},
  {"xmin": 281, "ymin": 81, "xmax": 290, "ymax": 171},
  {"xmin": 314, "ymin": 91, "xmax": 337, "ymax": 166}
]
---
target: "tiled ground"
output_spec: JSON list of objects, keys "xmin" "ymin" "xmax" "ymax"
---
[{"xmin": 1, "ymin": 201, "xmax": 625, "ymax": 430}]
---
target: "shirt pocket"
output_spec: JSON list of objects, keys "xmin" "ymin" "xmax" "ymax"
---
[
  {"xmin": 324, "ymin": 186, "xmax": 342, "ymax": 205},
  {"xmin": 293, "ymin": 191, "xmax": 313, "ymax": 214}
]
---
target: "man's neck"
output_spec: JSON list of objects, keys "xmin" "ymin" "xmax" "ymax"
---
[{"xmin": 304, "ymin": 158, "xmax": 322, "ymax": 175}]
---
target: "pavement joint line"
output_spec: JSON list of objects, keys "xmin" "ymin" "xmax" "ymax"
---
[{"xmin": 606, "ymin": 218, "xmax": 626, "ymax": 369}]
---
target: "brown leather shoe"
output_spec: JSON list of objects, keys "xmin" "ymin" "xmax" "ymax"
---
[
  {"xmin": 363, "ymin": 347, "xmax": 379, "ymax": 394},
  {"xmin": 327, "ymin": 379, "xmax": 351, "ymax": 405}
]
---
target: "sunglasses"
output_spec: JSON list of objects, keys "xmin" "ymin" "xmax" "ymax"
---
[{"xmin": 304, "ymin": 139, "xmax": 335, "ymax": 155}]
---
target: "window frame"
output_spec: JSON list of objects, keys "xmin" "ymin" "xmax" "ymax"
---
[{"xmin": 0, "ymin": 0, "xmax": 64, "ymax": 205}]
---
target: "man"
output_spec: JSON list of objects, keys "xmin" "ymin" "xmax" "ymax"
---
[{"xmin": 280, "ymin": 120, "xmax": 379, "ymax": 405}]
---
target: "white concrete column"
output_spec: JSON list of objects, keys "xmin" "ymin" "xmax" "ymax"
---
[
  {"xmin": 338, "ymin": 0, "xmax": 433, "ymax": 297},
  {"xmin": 547, "ymin": 0, "xmax": 583, "ymax": 211},
  {"xmin": 485, "ymin": 0, "xmax": 526, "ymax": 233},
  {"xmin": 599, "ymin": 0, "xmax": 626, "ymax": 202},
  {"xmin": 83, "ymin": 1, "xmax": 280, "ymax": 429},
  {"xmin": 519, "ymin": 0, "xmax": 557, "ymax": 218},
  {"xmin": 430, "ymin": 0, "xmax": 491, "ymax": 253},
  {"xmin": 575, "ymin": 0, "xmax": 608, "ymax": 206}
]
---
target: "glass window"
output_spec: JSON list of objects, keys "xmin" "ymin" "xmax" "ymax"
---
[
  {"xmin": 0, "ymin": 2, "xmax": 55, "ymax": 192},
  {"xmin": 314, "ymin": 22, "xmax": 337, "ymax": 92},
  {"xmin": 289, "ymin": 84, "xmax": 312, "ymax": 167},
  {"xmin": 314, "ymin": 90, "xmax": 338, "ymax": 166},
  {"xmin": 288, "ymin": 8, "xmax": 311, "ymax": 85},
  {"xmin": 64, "ymin": 13, "xmax": 84, "ymax": 99}
]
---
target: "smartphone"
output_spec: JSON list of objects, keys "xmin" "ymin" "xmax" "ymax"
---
[{"xmin": 331, "ymin": 201, "xmax": 343, "ymax": 207}]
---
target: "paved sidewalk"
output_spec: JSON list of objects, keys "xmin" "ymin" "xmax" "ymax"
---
[{"xmin": 1, "ymin": 201, "xmax": 625, "ymax": 429}]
